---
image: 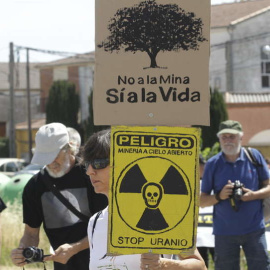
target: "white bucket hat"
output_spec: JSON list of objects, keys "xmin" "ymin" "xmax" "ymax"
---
[{"xmin": 31, "ymin": 123, "xmax": 69, "ymax": 166}]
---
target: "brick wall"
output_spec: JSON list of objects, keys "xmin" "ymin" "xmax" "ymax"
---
[
  {"xmin": 68, "ymin": 66, "xmax": 80, "ymax": 93},
  {"xmin": 40, "ymin": 68, "xmax": 53, "ymax": 112},
  {"xmin": 0, "ymin": 122, "xmax": 6, "ymax": 137},
  {"xmin": 227, "ymin": 103, "xmax": 270, "ymax": 146}
]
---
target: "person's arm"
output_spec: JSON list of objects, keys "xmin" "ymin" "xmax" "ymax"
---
[
  {"xmin": 242, "ymin": 179, "xmax": 270, "ymax": 201},
  {"xmin": 242, "ymin": 149, "xmax": 270, "ymax": 201},
  {"xmin": 200, "ymin": 192, "xmax": 218, "ymax": 208},
  {"xmin": 174, "ymin": 248, "xmax": 207, "ymax": 270},
  {"xmin": 140, "ymin": 249, "xmax": 206, "ymax": 270},
  {"xmin": 200, "ymin": 180, "xmax": 234, "ymax": 208},
  {"xmin": 44, "ymin": 236, "xmax": 89, "ymax": 264},
  {"xmin": 10, "ymin": 224, "xmax": 40, "ymax": 267}
]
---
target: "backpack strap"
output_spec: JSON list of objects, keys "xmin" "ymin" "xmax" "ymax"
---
[{"xmin": 91, "ymin": 211, "xmax": 102, "ymax": 248}]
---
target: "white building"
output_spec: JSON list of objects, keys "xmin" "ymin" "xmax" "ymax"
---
[
  {"xmin": 210, "ymin": 0, "xmax": 270, "ymax": 93},
  {"xmin": 0, "ymin": 62, "xmax": 41, "ymax": 137}
]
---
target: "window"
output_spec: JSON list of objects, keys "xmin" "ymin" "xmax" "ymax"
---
[
  {"xmin": 214, "ymin": 77, "xmax": 221, "ymax": 90},
  {"xmin": 53, "ymin": 67, "xmax": 68, "ymax": 81},
  {"xmin": 6, "ymin": 162, "xmax": 17, "ymax": 172},
  {"xmin": 261, "ymin": 46, "xmax": 270, "ymax": 88}
]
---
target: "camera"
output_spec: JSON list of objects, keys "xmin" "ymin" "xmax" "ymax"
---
[
  {"xmin": 22, "ymin": 246, "xmax": 44, "ymax": 263},
  {"xmin": 229, "ymin": 180, "xmax": 245, "ymax": 211},
  {"xmin": 231, "ymin": 180, "xmax": 244, "ymax": 200}
]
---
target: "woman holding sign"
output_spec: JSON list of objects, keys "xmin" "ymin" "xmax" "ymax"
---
[{"xmin": 82, "ymin": 129, "xmax": 206, "ymax": 270}]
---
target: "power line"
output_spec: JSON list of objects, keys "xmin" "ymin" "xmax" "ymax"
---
[
  {"xmin": 14, "ymin": 44, "xmax": 93, "ymax": 59},
  {"xmin": 211, "ymin": 31, "xmax": 270, "ymax": 51}
]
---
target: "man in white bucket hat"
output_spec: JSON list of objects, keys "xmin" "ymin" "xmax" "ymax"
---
[{"xmin": 11, "ymin": 123, "xmax": 107, "ymax": 270}]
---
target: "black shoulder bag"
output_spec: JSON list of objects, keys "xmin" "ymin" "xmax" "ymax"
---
[
  {"xmin": 41, "ymin": 170, "xmax": 90, "ymax": 223},
  {"xmin": 243, "ymin": 147, "xmax": 270, "ymax": 222},
  {"xmin": 243, "ymin": 147, "xmax": 263, "ymax": 168}
]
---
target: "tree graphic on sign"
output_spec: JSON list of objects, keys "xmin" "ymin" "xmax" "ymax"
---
[{"xmin": 98, "ymin": 0, "xmax": 207, "ymax": 68}]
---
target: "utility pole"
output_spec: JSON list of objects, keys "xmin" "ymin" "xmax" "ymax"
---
[
  {"xmin": 26, "ymin": 48, "xmax": 32, "ymax": 161},
  {"xmin": 226, "ymin": 27, "xmax": 234, "ymax": 92},
  {"xmin": 9, "ymin": 42, "xmax": 16, "ymax": 157}
]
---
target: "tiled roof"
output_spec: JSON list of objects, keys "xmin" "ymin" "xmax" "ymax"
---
[
  {"xmin": 225, "ymin": 92, "xmax": 270, "ymax": 103},
  {"xmin": 16, "ymin": 118, "xmax": 46, "ymax": 130},
  {"xmin": 0, "ymin": 62, "xmax": 40, "ymax": 90},
  {"xmin": 211, "ymin": 0, "xmax": 270, "ymax": 28},
  {"xmin": 36, "ymin": 52, "xmax": 95, "ymax": 68}
]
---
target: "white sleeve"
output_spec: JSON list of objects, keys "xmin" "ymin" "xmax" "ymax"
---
[{"xmin": 88, "ymin": 213, "xmax": 95, "ymax": 249}]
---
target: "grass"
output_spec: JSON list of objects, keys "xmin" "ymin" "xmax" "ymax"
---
[
  {"xmin": 0, "ymin": 201, "xmax": 266, "ymax": 270},
  {"xmin": 204, "ymin": 249, "xmax": 250, "ymax": 270},
  {"xmin": 0, "ymin": 200, "xmax": 53, "ymax": 269}
]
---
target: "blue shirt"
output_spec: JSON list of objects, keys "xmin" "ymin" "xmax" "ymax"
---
[{"xmin": 201, "ymin": 148, "xmax": 269, "ymax": 235}]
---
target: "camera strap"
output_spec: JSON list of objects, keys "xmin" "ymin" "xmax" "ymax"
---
[
  {"xmin": 40, "ymin": 170, "xmax": 90, "ymax": 223},
  {"xmin": 229, "ymin": 197, "xmax": 238, "ymax": 212}
]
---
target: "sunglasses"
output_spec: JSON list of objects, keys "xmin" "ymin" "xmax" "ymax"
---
[{"xmin": 85, "ymin": 158, "xmax": 110, "ymax": 170}]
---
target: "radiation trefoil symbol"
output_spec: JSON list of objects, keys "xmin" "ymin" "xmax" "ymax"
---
[{"xmin": 115, "ymin": 156, "xmax": 191, "ymax": 234}]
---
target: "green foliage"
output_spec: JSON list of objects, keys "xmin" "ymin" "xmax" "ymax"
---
[
  {"xmin": 201, "ymin": 142, "xmax": 220, "ymax": 161},
  {"xmin": 0, "ymin": 201, "xmax": 52, "ymax": 268},
  {"xmin": 46, "ymin": 80, "xmax": 80, "ymax": 130},
  {"xmin": 196, "ymin": 88, "xmax": 228, "ymax": 149},
  {"xmin": 0, "ymin": 137, "xmax": 9, "ymax": 157},
  {"xmin": 83, "ymin": 89, "xmax": 110, "ymax": 141}
]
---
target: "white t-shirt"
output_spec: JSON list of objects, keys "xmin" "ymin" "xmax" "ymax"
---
[{"xmin": 88, "ymin": 207, "xmax": 141, "ymax": 270}]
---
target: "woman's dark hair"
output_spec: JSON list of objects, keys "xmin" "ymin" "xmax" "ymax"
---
[{"xmin": 82, "ymin": 129, "xmax": 110, "ymax": 161}]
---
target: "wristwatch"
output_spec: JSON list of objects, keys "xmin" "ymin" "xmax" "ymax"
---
[{"xmin": 215, "ymin": 192, "xmax": 222, "ymax": 202}]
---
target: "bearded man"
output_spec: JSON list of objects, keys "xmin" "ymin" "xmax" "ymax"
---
[
  {"xmin": 200, "ymin": 120, "xmax": 270, "ymax": 270},
  {"xmin": 11, "ymin": 123, "xmax": 107, "ymax": 270}
]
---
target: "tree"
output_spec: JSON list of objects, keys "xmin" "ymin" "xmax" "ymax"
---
[
  {"xmin": 83, "ymin": 89, "xmax": 110, "ymax": 140},
  {"xmin": 196, "ymin": 88, "xmax": 228, "ymax": 149},
  {"xmin": 0, "ymin": 137, "xmax": 9, "ymax": 157},
  {"xmin": 98, "ymin": 0, "xmax": 207, "ymax": 68},
  {"xmin": 46, "ymin": 80, "xmax": 80, "ymax": 130}
]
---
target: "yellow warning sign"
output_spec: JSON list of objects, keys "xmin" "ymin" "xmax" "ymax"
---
[{"xmin": 109, "ymin": 126, "xmax": 200, "ymax": 255}]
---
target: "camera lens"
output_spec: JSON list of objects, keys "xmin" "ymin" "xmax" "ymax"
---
[
  {"xmin": 23, "ymin": 247, "xmax": 35, "ymax": 259},
  {"xmin": 234, "ymin": 189, "xmax": 242, "ymax": 200}
]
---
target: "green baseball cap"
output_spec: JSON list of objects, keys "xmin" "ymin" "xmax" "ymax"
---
[{"xmin": 217, "ymin": 120, "xmax": 243, "ymax": 136}]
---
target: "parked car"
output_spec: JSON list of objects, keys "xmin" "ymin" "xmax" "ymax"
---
[
  {"xmin": 0, "ymin": 173, "xmax": 33, "ymax": 204},
  {"xmin": 0, "ymin": 172, "xmax": 11, "ymax": 192},
  {"xmin": 14, "ymin": 164, "xmax": 43, "ymax": 176},
  {"xmin": 0, "ymin": 158, "xmax": 27, "ymax": 177}
]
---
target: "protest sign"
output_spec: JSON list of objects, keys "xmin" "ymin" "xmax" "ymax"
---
[
  {"xmin": 95, "ymin": 0, "xmax": 210, "ymax": 126},
  {"xmin": 108, "ymin": 126, "xmax": 200, "ymax": 255}
]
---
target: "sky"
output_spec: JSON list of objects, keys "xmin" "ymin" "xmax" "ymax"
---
[{"xmin": 0, "ymin": 0, "xmax": 235, "ymax": 63}]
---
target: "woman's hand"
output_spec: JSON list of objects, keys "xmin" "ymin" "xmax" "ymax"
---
[
  {"xmin": 44, "ymin": 244, "xmax": 75, "ymax": 264},
  {"xmin": 140, "ymin": 253, "xmax": 161, "ymax": 270}
]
